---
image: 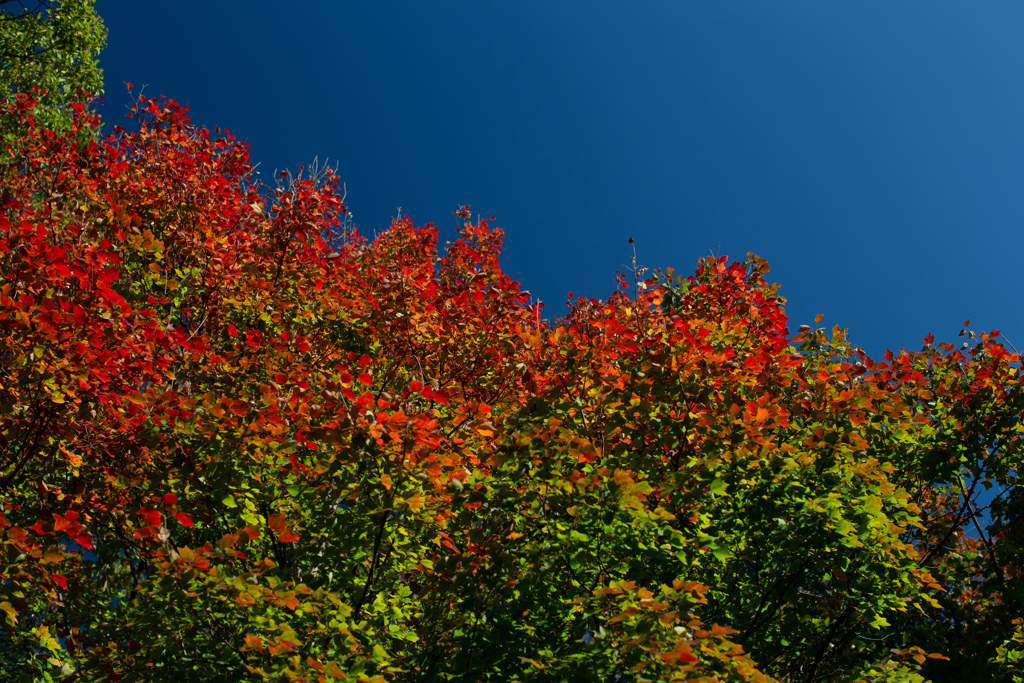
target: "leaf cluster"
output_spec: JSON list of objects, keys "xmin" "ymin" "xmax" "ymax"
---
[
  {"xmin": 0, "ymin": 95, "xmax": 1021, "ymax": 683},
  {"xmin": 0, "ymin": 0, "xmax": 105, "ymax": 141}
]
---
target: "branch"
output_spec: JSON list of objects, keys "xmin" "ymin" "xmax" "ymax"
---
[
  {"xmin": 958, "ymin": 474, "xmax": 1020, "ymax": 622},
  {"xmin": 916, "ymin": 473, "xmax": 979, "ymax": 568},
  {"xmin": 353, "ymin": 507, "xmax": 390, "ymax": 619}
]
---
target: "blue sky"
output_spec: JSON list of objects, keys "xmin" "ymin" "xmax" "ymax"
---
[{"xmin": 96, "ymin": 1, "xmax": 1024, "ymax": 358}]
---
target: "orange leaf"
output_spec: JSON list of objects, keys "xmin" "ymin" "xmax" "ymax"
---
[
  {"xmin": 267, "ymin": 513, "xmax": 287, "ymax": 535},
  {"xmin": 277, "ymin": 527, "xmax": 300, "ymax": 544},
  {"xmin": 242, "ymin": 633, "xmax": 264, "ymax": 651}
]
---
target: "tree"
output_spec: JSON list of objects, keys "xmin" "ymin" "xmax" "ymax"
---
[
  {"xmin": 0, "ymin": 94, "xmax": 1021, "ymax": 682},
  {"xmin": 0, "ymin": 0, "xmax": 105, "ymax": 140}
]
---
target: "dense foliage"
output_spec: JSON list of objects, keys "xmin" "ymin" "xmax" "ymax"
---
[
  {"xmin": 0, "ymin": 0, "xmax": 105, "ymax": 140},
  {"xmin": 0, "ymin": 93, "xmax": 1022, "ymax": 682}
]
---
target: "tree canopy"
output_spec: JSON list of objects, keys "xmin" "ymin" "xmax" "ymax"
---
[
  {"xmin": 0, "ymin": 91, "xmax": 1021, "ymax": 682},
  {"xmin": 0, "ymin": 0, "xmax": 105, "ymax": 140}
]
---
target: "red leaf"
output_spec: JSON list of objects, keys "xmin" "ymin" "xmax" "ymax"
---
[
  {"xmin": 175, "ymin": 512, "xmax": 194, "ymax": 528},
  {"xmin": 75, "ymin": 532, "xmax": 93, "ymax": 549},
  {"xmin": 142, "ymin": 510, "xmax": 162, "ymax": 525},
  {"xmin": 163, "ymin": 493, "xmax": 178, "ymax": 505},
  {"xmin": 422, "ymin": 386, "xmax": 449, "ymax": 405},
  {"xmin": 51, "ymin": 574, "xmax": 68, "ymax": 590}
]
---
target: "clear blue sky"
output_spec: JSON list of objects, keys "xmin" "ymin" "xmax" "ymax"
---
[{"xmin": 96, "ymin": 1, "xmax": 1024, "ymax": 358}]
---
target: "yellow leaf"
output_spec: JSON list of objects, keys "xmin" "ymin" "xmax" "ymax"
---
[
  {"xmin": 0, "ymin": 601, "xmax": 17, "ymax": 625},
  {"xmin": 519, "ymin": 657, "xmax": 547, "ymax": 669},
  {"xmin": 404, "ymin": 491, "xmax": 422, "ymax": 512}
]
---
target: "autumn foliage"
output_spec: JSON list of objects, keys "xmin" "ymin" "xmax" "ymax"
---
[{"xmin": 0, "ymin": 93, "xmax": 1022, "ymax": 682}]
